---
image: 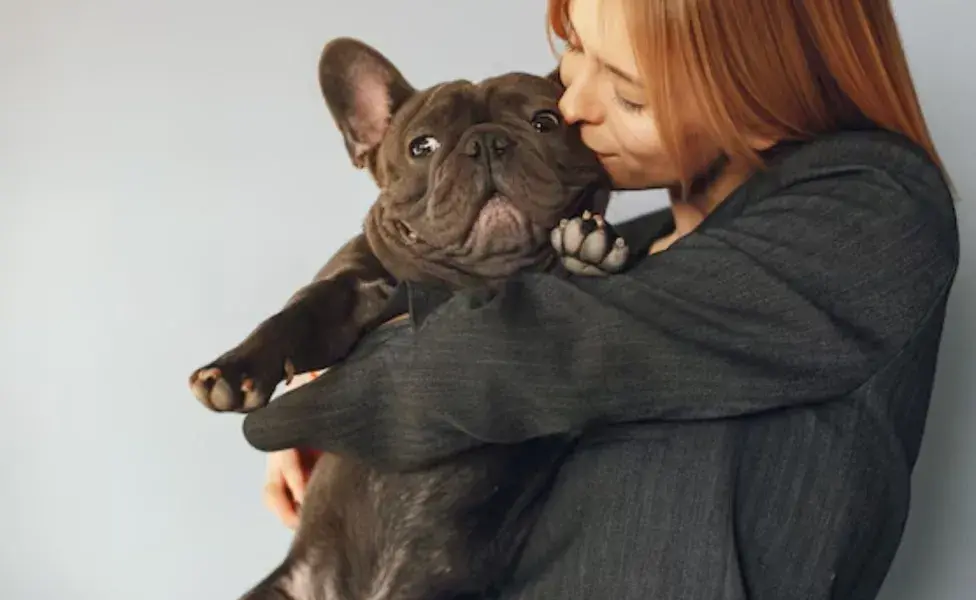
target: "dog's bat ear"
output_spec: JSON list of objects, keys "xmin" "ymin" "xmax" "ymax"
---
[{"xmin": 318, "ymin": 37, "xmax": 416, "ymax": 169}]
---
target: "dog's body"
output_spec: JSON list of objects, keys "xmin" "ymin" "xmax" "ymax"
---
[{"xmin": 189, "ymin": 38, "xmax": 630, "ymax": 600}]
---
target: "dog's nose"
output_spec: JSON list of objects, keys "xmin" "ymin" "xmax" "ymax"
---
[
  {"xmin": 464, "ymin": 131, "xmax": 514, "ymax": 159},
  {"xmin": 488, "ymin": 132, "xmax": 512, "ymax": 157}
]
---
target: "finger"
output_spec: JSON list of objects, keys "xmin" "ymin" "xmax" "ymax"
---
[
  {"xmin": 263, "ymin": 480, "xmax": 299, "ymax": 530},
  {"xmin": 282, "ymin": 459, "xmax": 308, "ymax": 505}
]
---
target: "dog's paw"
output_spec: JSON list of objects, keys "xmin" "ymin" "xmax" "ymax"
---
[
  {"xmin": 550, "ymin": 211, "xmax": 630, "ymax": 276},
  {"xmin": 189, "ymin": 341, "xmax": 295, "ymax": 413}
]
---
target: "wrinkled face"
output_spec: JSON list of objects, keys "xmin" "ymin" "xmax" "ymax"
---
[
  {"xmin": 370, "ymin": 74, "xmax": 604, "ymax": 283},
  {"xmin": 318, "ymin": 38, "xmax": 606, "ymax": 286}
]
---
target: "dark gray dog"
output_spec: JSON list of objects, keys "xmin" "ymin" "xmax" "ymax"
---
[{"xmin": 188, "ymin": 37, "xmax": 631, "ymax": 600}]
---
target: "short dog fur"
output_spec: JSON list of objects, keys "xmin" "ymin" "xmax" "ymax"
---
[{"xmin": 189, "ymin": 37, "xmax": 631, "ymax": 600}]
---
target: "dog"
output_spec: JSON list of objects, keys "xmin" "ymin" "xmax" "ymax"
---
[{"xmin": 188, "ymin": 37, "xmax": 632, "ymax": 600}]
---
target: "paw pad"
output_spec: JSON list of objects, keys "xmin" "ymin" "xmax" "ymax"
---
[
  {"xmin": 188, "ymin": 361, "xmax": 279, "ymax": 413},
  {"xmin": 550, "ymin": 210, "xmax": 630, "ymax": 276}
]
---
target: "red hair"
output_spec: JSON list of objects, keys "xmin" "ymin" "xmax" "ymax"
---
[{"xmin": 547, "ymin": 0, "xmax": 945, "ymax": 188}]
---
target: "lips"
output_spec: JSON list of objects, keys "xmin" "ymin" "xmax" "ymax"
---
[
  {"xmin": 581, "ymin": 131, "xmax": 612, "ymax": 157},
  {"xmin": 585, "ymin": 143, "xmax": 616, "ymax": 160},
  {"xmin": 478, "ymin": 194, "xmax": 525, "ymax": 224},
  {"xmin": 470, "ymin": 195, "xmax": 527, "ymax": 237}
]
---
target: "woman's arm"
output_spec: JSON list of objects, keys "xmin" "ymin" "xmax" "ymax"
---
[{"xmin": 242, "ymin": 155, "xmax": 958, "ymax": 469}]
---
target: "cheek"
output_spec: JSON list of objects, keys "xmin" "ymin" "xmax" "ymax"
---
[
  {"xmin": 599, "ymin": 112, "xmax": 680, "ymax": 187},
  {"xmin": 610, "ymin": 112, "xmax": 665, "ymax": 162}
]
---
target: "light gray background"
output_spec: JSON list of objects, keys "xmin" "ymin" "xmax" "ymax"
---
[{"xmin": 1, "ymin": 1, "xmax": 972, "ymax": 598}]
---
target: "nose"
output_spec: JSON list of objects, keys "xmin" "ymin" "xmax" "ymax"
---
[
  {"xmin": 464, "ymin": 131, "xmax": 514, "ymax": 159},
  {"xmin": 557, "ymin": 53, "xmax": 601, "ymax": 125}
]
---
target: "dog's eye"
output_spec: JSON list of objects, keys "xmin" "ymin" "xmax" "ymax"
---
[
  {"xmin": 530, "ymin": 110, "xmax": 561, "ymax": 133},
  {"xmin": 408, "ymin": 135, "xmax": 440, "ymax": 158}
]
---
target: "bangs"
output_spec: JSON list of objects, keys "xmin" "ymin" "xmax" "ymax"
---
[{"xmin": 546, "ymin": 0, "xmax": 945, "ymax": 194}]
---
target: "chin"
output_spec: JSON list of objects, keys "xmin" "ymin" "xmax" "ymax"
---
[
  {"xmin": 606, "ymin": 169, "xmax": 667, "ymax": 191},
  {"xmin": 600, "ymin": 159, "xmax": 677, "ymax": 191}
]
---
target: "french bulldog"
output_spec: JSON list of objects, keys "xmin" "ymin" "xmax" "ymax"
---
[{"xmin": 188, "ymin": 37, "xmax": 632, "ymax": 600}]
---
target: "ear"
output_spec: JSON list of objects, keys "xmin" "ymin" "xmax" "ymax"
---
[{"xmin": 318, "ymin": 37, "xmax": 416, "ymax": 169}]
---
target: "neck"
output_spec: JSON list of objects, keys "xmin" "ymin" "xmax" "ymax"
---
[{"xmin": 666, "ymin": 157, "xmax": 757, "ymax": 236}]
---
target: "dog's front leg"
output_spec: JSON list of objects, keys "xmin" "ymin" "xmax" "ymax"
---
[{"xmin": 188, "ymin": 236, "xmax": 398, "ymax": 413}]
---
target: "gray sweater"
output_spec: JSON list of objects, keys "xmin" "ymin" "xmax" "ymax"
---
[{"xmin": 243, "ymin": 128, "xmax": 960, "ymax": 600}]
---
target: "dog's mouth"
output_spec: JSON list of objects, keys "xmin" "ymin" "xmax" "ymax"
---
[
  {"xmin": 394, "ymin": 219, "xmax": 420, "ymax": 244},
  {"xmin": 468, "ymin": 194, "xmax": 528, "ymax": 239},
  {"xmin": 397, "ymin": 194, "xmax": 531, "ymax": 249}
]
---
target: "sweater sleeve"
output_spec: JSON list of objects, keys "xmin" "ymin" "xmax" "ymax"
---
[{"xmin": 242, "ymin": 163, "xmax": 958, "ymax": 469}]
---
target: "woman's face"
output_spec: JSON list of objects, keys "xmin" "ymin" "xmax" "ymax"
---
[{"xmin": 557, "ymin": 0, "xmax": 716, "ymax": 190}]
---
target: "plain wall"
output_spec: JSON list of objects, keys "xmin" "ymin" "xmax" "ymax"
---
[{"xmin": 1, "ymin": 1, "xmax": 971, "ymax": 598}]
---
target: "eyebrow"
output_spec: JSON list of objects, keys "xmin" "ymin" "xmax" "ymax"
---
[
  {"xmin": 604, "ymin": 62, "xmax": 641, "ymax": 86},
  {"xmin": 565, "ymin": 20, "xmax": 642, "ymax": 86}
]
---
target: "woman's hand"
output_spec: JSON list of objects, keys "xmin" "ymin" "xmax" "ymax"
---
[{"xmin": 263, "ymin": 447, "xmax": 322, "ymax": 529}]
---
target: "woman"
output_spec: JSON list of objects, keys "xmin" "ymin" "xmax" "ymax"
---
[{"xmin": 246, "ymin": 0, "xmax": 959, "ymax": 598}]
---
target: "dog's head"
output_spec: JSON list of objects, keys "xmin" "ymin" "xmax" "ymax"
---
[{"xmin": 318, "ymin": 38, "xmax": 608, "ymax": 287}]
